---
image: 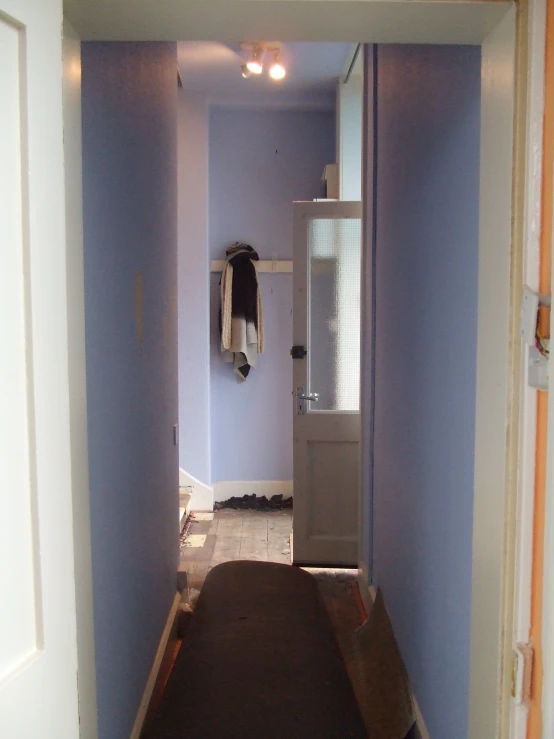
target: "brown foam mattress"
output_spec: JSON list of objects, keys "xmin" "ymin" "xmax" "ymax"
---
[{"xmin": 146, "ymin": 560, "xmax": 368, "ymax": 738}]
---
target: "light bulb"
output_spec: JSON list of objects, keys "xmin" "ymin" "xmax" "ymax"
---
[
  {"xmin": 240, "ymin": 64, "xmax": 252, "ymax": 79},
  {"xmin": 246, "ymin": 48, "xmax": 263, "ymax": 75},
  {"xmin": 247, "ymin": 60, "xmax": 263, "ymax": 74},
  {"xmin": 269, "ymin": 54, "xmax": 286, "ymax": 80}
]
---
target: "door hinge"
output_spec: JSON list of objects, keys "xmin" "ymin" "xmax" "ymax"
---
[{"xmin": 511, "ymin": 643, "xmax": 534, "ymax": 704}]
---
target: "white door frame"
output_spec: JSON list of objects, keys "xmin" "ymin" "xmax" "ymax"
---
[
  {"xmin": 469, "ymin": 10, "xmax": 518, "ymax": 736},
  {"xmin": 63, "ymin": 1, "xmax": 534, "ymax": 736},
  {"xmin": 543, "ymin": 81, "xmax": 554, "ymax": 739},
  {"xmin": 507, "ymin": 0, "xmax": 547, "ymax": 735},
  {"xmin": 63, "ymin": 18, "xmax": 98, "ymax": 739}
]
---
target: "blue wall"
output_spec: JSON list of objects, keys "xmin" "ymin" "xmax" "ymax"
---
[
  {"xmin": 371, "ymin": 45, "xmax": 481, "ymax": 737},
  {"xmin": 82, "ymin": 43, "xmax": 178, "ymax": 739},
  {"xmin": 209, "ymin": 108, "xmax": 335, "ymax": 483}
]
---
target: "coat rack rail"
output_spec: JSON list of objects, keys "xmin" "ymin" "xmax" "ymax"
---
[{"xmin": 210, "ymin": 259, "xmax": 293, "ymax": 274}]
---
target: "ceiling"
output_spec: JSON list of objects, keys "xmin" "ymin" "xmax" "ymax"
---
[
  {"xmin": 65, "ymin": 0, "xmax": 511, "ymax": 46},
  {"xmin": 177, "ymin": 42, "xmax": 351, "ymax": 109}
]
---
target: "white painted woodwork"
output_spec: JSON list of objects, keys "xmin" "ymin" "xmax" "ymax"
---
[
  {"xmin": 0, "ymin": 0, "xmax": 85, "ymax": 736},
  {"xmin": 292, "ymin": 201, "xmax": 362, "ymax": 565},
  {"xmin": 509, "ymin": 0, "xmax": 546, "ymax": 735},
  {"xmin": 542, "ymin": 107, "xmax": 554, "ymax": 739},
  {"xmin": 179, "ymin": 468, "xmax": 215, "ymax": 510},
  {"xmin": 63, "ymin": 18, "xmax": 98, "ymax": 739},
  {"xmin": 358, "ymin": 44, "xmax": 375, "ymax": 583},
  {"xmin": 129, "ymin": 593, "xmax": 181, "ymax": 739},
  {"xmin": 469, "ymin": 7, "xmax": 517, "ymax": 738},
  {"xmin": 337, "ymin": 71, "xmax": 363, "ymax": 201}
]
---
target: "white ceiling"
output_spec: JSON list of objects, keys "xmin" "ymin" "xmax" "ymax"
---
[
  {"xmin": 177, "ymin": 42, "xmax": 351, "ymax": 109},
  {"xmin": 65, "ymin": 0, "xmax": 511, "ymax": 46}
]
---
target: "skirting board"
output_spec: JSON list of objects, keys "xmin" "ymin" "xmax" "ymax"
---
[
  {"xmin": 356, "ymin": 566, "xmax": 431, "ymax": 739},
  {"xmin": 179, "ymin": 468, "xmax": 214, "ymax": 511},
  {"xmin": 129, "ymin": 591, "xmax": 181, "ymax": 739},
  {"xmin": 213, "ymin": 480, "xmax": 293, "ymax": 503}
]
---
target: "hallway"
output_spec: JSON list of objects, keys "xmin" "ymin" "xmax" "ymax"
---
[{"xmin": 26, "ymin": 3, "xmax": 530, "ymax": 735}]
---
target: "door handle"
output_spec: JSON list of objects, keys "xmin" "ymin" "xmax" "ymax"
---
[
  {"xmin": 296, "ymin": 387, "xmax": 319, "ymax": 415},
  {"xmin": 297, "ymin": 391, "xmax": 320, "ymax": 402}
]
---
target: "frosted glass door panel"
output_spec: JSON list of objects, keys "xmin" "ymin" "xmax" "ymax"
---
[{"xmin": 308, "ymin": 218, "xmax": 361, "ymax": 411}]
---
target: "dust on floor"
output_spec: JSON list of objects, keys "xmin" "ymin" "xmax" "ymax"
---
[{"xmin": 179, "ymin": 508, "xmax": 292, "ymax": 590}]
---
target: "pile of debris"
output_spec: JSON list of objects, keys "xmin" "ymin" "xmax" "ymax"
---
[{"xmin": 215, "ymin": 494, "xmax": 293, "ymax": 512}]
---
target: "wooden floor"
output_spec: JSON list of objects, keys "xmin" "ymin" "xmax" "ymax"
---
[{"xmin": 179, "ymin": 508, "xmax": 292, "ymax": 590}]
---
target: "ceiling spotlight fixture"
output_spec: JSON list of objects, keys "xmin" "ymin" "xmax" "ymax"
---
[
  {"xmin": 269, "ymin": 52, "xmax": 286, "ymax": 81},
  {"xmin": 239, "ymin": 42, "xmax": 285, "ymax": 80},
  {"xmin": 246, "ymin": 46, "xmax": 264, "ymax": 75}
]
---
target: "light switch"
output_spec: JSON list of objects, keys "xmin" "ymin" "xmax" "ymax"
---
[
  {"xmin": 520, "ymin": 286, "xmax": 539, "ymax": 346},
  {"xmin": 528, "ymin": 345, "xmax": 549, "ymax": 392}
]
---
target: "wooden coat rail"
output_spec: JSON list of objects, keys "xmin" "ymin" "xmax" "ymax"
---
[{"xmin": 210, "ymin": 259, "xmax": 293, "ymax": 273}]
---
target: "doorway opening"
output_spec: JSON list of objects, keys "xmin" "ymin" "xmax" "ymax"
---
[
  {"xmin": 177, "ymin": 40, "xmax": 364, "ymax": 580},
  {"xmin": 64, "ymin": 2, "xmax": 521, "ymax": 738}
]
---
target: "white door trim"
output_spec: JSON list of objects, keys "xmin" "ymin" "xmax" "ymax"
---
[
  {"xmin": 469, "ymin": 8, "xmax": 519, "ymax": 737},
  {"xmin": 542, "ymin": 110, "xmax": 554, "ymax": 739},
  {"xmin": 63, "ymin": 18, "xmax": 98, "ymax": 739},
  {"xmin": 129, "ymin": 591, "xmax": 181, "ymax": 739},
  {"xmin": 359, "ymin": 44, "xmax": 375, "ymax": 582},
  {"xmin": 508, "ymin": 0, "xmax": 546, "ymax": 735}
]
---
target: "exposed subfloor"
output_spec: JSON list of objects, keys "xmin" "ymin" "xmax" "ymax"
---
[{"xmin": 179, "ymin": 508, "xmax": 292, "ymax": 591}]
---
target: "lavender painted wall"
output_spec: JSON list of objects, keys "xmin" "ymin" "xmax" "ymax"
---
[
  {"xmin": 371, "ymin": 45, "xmax": 481, "ymax": 736},
  {"xmin": 209, "ymin": 108, "xmax": 335, "ymax": 482},
  {"xmin": 178, "ymin": 91, "xmax": 211, "ymax": 484},
  {"xmin": 81, "ymin": 43, "xmax": 178, "ymax": 739}
]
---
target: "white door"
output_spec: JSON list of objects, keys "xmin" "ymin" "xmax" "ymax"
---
[
  {"xmin": 0, "ymin": 1, "xmax": 83, "ymax": 736},
  {"xmin": 292, "ymin": 201, "xmax": 363, "ymax": 566}
]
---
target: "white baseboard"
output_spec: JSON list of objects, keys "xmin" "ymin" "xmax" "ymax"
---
[
  {"xmin": 356, "ymin": 565, "xmax": 430, "ymax": 739},
  {"xmin": 213, "ymin": 480, "xmax": 293, "ymax": 503},
  {"xmin": 412, "ymin": 695, "xmax": 431, "ymax": 739},
  {"xmin": 179, "ymin": 468, "xmax": 214, "ymax": 511},
  {"xmin": 129, "ymin": 591, "xmax": 181, "ymax": 739}
]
